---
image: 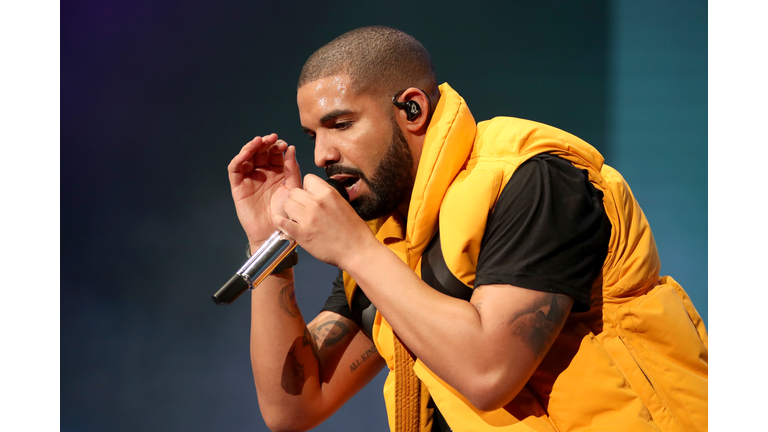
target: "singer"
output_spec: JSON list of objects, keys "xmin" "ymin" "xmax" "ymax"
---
[{"xmin": 226, "ymin": 26, "xmax": 707, "ymax": 432}]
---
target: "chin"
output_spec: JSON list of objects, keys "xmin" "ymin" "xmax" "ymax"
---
[{"xmin": 351, "ymin": 198, "xmax": 395, "ymax": 221}]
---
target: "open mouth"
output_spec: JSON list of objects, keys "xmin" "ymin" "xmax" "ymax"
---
[{"xmin": 331, "ymin": 174, "xmax": 362, "ymax": 201}]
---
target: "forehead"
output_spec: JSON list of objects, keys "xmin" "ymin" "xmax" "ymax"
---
[
  {"xmin": 297, "ymin": 75, "xmax": 352, "ymax": 111},
  {"xmin": 297, "ymin": 75, "xmax": 382, "ymax": 123}
]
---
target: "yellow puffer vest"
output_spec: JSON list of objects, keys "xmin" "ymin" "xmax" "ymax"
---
[{"xmin": 343, "ymin": 83, "xmax": 708, "ymax": 432}]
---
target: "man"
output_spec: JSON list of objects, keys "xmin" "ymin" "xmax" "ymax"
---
[{"xmin": 228, "ymin": 26, "xmax": 707, "ymax": 432}]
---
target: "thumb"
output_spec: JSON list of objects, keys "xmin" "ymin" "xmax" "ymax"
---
[
  {"xmin": 271, "ymin": 213, "xmax": 298, "ymax": 240},
  {"xmin": 284, "ymin": 145, "xmax": 302, "ymax": 190}
]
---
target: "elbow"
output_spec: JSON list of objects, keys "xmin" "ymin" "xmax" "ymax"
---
[
  {"xmin": 261, "ymin": 413, "xmax": 298, "ymax": 432},
  {"xmin": 465, "ymin": 391, "xmax": 510, "ymax": 413},
  {"xmin": 262, "ymin": 414, "xmax": 312, "ymax": 432},
  {"xmin": 260, "ymin": 406, "xmax": 318, "ymax": 432},
  {"xmin": 468, "ymin": 397, "xmax": 512, "ymax": 413},
  {"xmin": 459, "ymin": 373, "xmax": 524, "ymax": 412}
]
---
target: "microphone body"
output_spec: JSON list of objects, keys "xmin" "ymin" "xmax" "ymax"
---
[
  {"xmin": 212, "ymin": 178, "xmax": 349, "ymax": 305},
  {"xmin": 212, "ymin": 231, "xmax": 296, "ymax": 305}
]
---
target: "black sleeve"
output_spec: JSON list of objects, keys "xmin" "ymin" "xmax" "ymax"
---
[
  {"xmin": 474, "ymin": 153, "xmax": 611, "ymax": 311},
  {"xmin": 319, "ymin": 269, "xmax": 355, "ymax": 321}
]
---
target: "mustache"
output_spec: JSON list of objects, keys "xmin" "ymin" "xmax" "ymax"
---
[{"xmin": 325, "ymin": 164, "xmax": 368, "ymax": 182}]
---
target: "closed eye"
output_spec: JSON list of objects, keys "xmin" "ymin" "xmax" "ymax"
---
[{"xmin": 334, "ymin": 121, "xmax": 352, "ymax": 130}]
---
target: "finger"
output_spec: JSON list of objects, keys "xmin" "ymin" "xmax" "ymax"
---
[
  {"xmin": 261, "ymin": 133, "xmax": 278, "ymax": 146},
  {"xmin": 303, "ymin": 173, "xmax": 335, "ymax": 196},
  {"xmin": 272, "ymin": 213, "xmax": 300, "ymax": 240},
  {"xmin": 272, "ymin": 186, "xmax": 307, "ymax": 224},
  {"xmin": 284, "ymin": 145, "xmax": 302, "ymax": 190},
  {"xmin": 243, "ymin": 134, "xmax": 276, "ymax": 160},
  {"xmin": 285, "ymin": 187, "xmax": 313, "ymax": 211},
  {"xmin": 253, "ymin": 133, "xmax": 279, "ymax": 167},
  {"xmin": 267, "ymin": 140, "xmax": 288, "ymax": 167},
  {"xmin": 229, "ymin": 136, "xmax": 259, "ymax": 171},
  {"xmin": 228, "ymin": 136, "xmax": 266, "ymax": 185}
]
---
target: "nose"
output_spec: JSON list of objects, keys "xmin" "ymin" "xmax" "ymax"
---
[{"xmin": 313, "ymin": 133, "xmax": 341, "ymax": 168}]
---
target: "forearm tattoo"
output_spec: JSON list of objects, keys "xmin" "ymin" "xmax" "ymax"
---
[
  {"xmin": 278, "ymin": 279, "xmax": 300, "ymax": 318},
  {"xmin": 508, "ymin": 293, "xmax": 569, "ymax": 360},
  {"xmin": 302, "ymin": 326, "xmax": 312, "ymax": 347},
  {"xmin": 281, "ymin": 345, "xmax": 305, "ymax": 395},
  {"xmin": 303, "ymin": 326, "xmax": 320, "ymax": 363}
]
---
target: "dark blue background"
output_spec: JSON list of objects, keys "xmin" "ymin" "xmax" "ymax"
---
[{"xmin": 61, "ymin": 1, "xmax": 706, "ymax": 431}]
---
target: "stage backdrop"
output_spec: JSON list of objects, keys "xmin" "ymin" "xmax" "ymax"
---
[{"xmin": 61, "ymin": 1, "xmax": 706, "ymax": 431}]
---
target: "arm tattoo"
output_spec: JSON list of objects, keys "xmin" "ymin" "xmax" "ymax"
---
[
  {"xmin": 308, "ymin": 318, "xmax": 354, "ymax": 383},
  {"xmin": 508, "ymin": 294, "xmax": 568, "ymax": 360},
  {"xmin": 281, "ymin": 345, "xmax": 305, "ymax": 395},
  {"xmin": 312, "ymin": 320, "xmax": 350, "ymax": 348},
  {"xmin": 303, "ymin": 326, "xmax": 320, "ymax": 363},
  {"xmin": 349, "ymin": 345, "xmax": 378, "ymax": 373},
  {"xmin": 278, "ymin": 280, "xmax": 300, "ymax": 318}
]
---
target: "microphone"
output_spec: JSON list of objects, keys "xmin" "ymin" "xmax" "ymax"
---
[{"xmin": 212, "ymin": 178, "xmax": 349, "ymax": 305}]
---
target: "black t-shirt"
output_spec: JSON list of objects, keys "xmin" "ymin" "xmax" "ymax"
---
[{"xmin": 321, "ymin": 153, "xmax": 610, "ymax": 327}]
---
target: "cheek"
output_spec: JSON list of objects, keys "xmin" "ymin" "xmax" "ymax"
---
[{"xmin": 356, "ymin": 124, "xmax": 391, "ymax": 159}]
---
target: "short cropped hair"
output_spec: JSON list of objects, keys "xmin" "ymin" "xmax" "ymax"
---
[{"xmin": 298, "ymin": 26, "xmax": 439, "ymax": 110}]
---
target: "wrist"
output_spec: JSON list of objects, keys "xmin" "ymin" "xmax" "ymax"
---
[
  {"xmin": 339, "ymin": 233, "xmax": 385, "ymax": 274},
  {"xmin": 246, "ymin": 241, "xmax": 299, "ymax": 274}
]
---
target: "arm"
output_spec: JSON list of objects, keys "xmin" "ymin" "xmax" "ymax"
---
[
  {"xmin": 339, "ymin": 240, "xmax": 572, "ymax": 411},
  {"xmin": 228, "ymin": 136, "xmax": 384, "ymax": 431},
  {"xmin": 273, "ymin": 156, "xmax": 605, "ymax": 411},
  {"xmin": 272, "ymin": 176, "xmax": 570, "ymax": 411},
  {"xmin": 250, "ymin": 272, "xmax": 384, "ymax": 431}
]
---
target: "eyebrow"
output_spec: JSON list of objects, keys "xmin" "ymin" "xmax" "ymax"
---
[
  {"xmin": 319, "ymin": 108, "xmax": 354, "ymax": 125},
  {"xmin": 302, "ymin": 108, "xmax": 356, "ymax": 135}
]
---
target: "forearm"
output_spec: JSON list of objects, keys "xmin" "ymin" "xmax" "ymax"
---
[
  {"xmin": 249, "ymin": 269, "xmax": 384, "ymax": 431},
  {"xmin": 249, "ymin": 269, "xmax": 325, "ymax": 429}
]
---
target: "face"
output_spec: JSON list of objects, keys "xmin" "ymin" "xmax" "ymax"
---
[{"xmin": 297, "ymin": 75, "xmax": 415, "ymax": 221}]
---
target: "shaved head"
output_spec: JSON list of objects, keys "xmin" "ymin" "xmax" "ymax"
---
[{"xmin": 298, "ymin": 26, "xmax": 439, "ymax": 110}]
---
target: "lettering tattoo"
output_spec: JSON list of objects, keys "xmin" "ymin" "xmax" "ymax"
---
[
  {"xmin": 472, "ymin": 302, "xmax": 483, "ymax": 313},
  {"xmin": 281, "ymin": 345, "xmax": 305, "ymax": 395},
  {"xmin": 349, "ymin": 345, "xmax": 378, "ymax": 373},
  {"xmin": 508, "ymin": 294, "xmax": 569, "ymax": 360},
  {"xmin": 278, "ymin": 280, "xmax": 300, "ymax": 318}
]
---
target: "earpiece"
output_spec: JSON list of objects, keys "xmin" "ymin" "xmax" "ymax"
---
[
  {"xmin": 401, "ymin": 100, "xmax": 422, "ymax": 121},
  {"xmin": 392, "ymin": 90, "xmax": 423, "ymax": 121}
]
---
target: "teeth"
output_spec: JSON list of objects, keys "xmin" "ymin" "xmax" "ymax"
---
[{"xmin": 343, "ymin": 178, "xmax": 359, "ymax": 191}]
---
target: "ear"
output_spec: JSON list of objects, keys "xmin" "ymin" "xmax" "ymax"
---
[{"xmin": 393, "ymin": 87, "xmax": 431, "ymax": 133}]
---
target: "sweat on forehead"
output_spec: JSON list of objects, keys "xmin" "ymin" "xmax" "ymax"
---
[{"xmin": 297, "ymin": 26, "xmax": 439, "ymax": 103}]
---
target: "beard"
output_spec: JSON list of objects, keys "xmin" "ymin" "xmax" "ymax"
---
[{"xmin": 325, "ymin": 120, "xmax": 415, "ymax": 221}]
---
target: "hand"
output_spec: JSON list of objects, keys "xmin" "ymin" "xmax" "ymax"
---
[
  {"xmin": 228, "ymin": 134, "xmax": 302, "ymax": 248},
  {"xmin": 271, "ymin": 174, "xmax": 375, "ymax": 269}
]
